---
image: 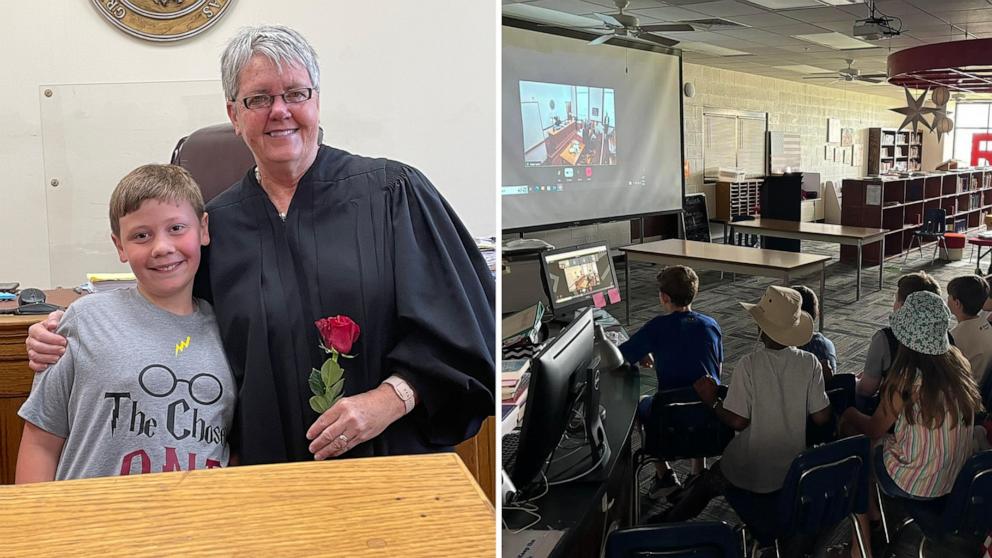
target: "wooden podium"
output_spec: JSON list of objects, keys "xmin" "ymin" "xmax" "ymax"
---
[{"xmin": 0, "ymin": 453, "xmax": 494, "ymax": 556}]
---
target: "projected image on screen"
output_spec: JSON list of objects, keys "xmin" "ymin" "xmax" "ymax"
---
[
  {"xmin": 519, "ymin": 80, "xmax": 617, "ymax": 168},
  {"xmin": 545, "ymin": 246, "xmax": 617, "ymax": 306}
]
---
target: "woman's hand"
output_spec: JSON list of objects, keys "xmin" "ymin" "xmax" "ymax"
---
[
  {"xmin": 26, "ymin": 310, "xmax": 66, "ymax": 372},
  {"xmin": 306, "ymin": 384, "xmax": 407, "ymax": 460}
]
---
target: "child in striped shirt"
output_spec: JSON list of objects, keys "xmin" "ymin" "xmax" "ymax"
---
[{"xmin": 841, "ymin": 291, "xmax": 982, "ymax": 557}]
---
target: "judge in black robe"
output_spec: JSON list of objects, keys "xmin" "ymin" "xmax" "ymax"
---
[{"xmin": 195, "ymin": 145, "xmax": 495, "ymax": 464}]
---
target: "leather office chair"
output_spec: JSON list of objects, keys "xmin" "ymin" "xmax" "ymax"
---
[
  {"xmin": 605, "ymin": 521, "xmax": 742, "ymax": 558},
  {"xmin": 170, "ymin": 123, "xmax": 324, "ymax": 203},
  {"xmin": 170, "ymin": 123, "xmax": 256, "ymax": 203},
  {"xmin": 724, "ymin": 435, "xmax": 871, "ymax": 558}
]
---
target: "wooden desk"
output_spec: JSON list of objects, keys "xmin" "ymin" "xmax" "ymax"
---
[
  {"xmin": 620, "ymin": 239, "xmax": 831, "ymax": 329},
  {"xmin": 0, "ymin": 454, "xmax": 494, "ymax": 557},
  {"xmin": 0, "ymin": 290, "xmax": 494, "ymax": 504},
  {"xmin": 728, "ymin": 218, "xmax": 887, "ymax": 300}
]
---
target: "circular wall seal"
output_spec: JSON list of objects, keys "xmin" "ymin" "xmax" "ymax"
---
[{"xmin": 91, "ymin": 0, "xmax": 235, "ymax": 42}]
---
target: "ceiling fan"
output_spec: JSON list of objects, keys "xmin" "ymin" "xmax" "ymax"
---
[
  {"xmin": 802, "ymin": 59, "xmax": 888, "ymax": 84},
  {"xmin": 580, "ymin": 0, "xmax": 694, "ymax": 47}
]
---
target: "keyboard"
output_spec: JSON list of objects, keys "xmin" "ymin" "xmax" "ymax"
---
[{"xmin": 502, "ymin": 431, "xmax": 520, "ymax": 475}]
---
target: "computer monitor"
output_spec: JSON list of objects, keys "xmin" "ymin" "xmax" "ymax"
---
[
  {"xmin": 540, "ymin": 242, "xmax": 620, "ymax": 322},
  {"xmin": 508, "ymin": 307, "xmax": 595, "ymax": 490}
]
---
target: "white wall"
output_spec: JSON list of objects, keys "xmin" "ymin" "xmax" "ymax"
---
[
  {"xmin": 3, "ymin": 1, "xmax": 497, "ymax": 289},
  {"xmin": 681, "ymin": 63, "xmax": 905, "ymax": 216}
]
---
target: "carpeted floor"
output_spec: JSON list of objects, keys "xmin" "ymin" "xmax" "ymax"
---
[{"xmin": 608, "ymin": 234, "xmax": 986, "ymax": 557}]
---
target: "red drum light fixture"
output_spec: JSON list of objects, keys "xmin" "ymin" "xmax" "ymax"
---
[{"xmin": 887, "ymin": 38, "xmax": 992, "ymax": 93}]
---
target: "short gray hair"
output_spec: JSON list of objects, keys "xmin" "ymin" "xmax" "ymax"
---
[{"xmin": 220, "ymin": 25, "xmax": 320, "ymax": 101}]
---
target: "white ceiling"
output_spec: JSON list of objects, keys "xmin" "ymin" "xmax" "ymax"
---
[{"xmin": 503, "ymin": 0, "xmax": 992, "ymax": 99}]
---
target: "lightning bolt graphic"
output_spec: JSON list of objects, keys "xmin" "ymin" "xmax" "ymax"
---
[{"xmin": 175, "ymin": 336, "xmax": 191, "ymax": 356}]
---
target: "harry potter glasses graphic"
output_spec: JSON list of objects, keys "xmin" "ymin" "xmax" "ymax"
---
[{"xmin": 139, "ymin": 364, "xmax": 223, "ymax": 406}]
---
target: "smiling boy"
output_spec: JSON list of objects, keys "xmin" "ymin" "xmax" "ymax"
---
[{"xmin": 15, "ymin": 164, "xmax": 237, "ymax": 482}]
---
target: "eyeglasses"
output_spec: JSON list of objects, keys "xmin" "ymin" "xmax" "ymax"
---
[
  {"xmin": 236, "ymin": 87, "xmax": 314, "ymax": 110},
  {"xmin": 139, "ymin": 364, "xmax": 224, "ymax": 406}
]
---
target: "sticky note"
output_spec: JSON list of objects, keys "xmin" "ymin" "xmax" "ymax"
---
[
  {"xmin": 592, "ymin": 292, "xmax": 607, "ymax": 308},
  {"xmin": 607, "ymin": 288, "xmax": 621, "ymax": 304}
]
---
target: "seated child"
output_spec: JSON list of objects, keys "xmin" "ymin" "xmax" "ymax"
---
[
  {"xmin": 654, "ymin": 285, "xmax": 831, "ymax": 523},
  {"xmin": 856, "ymin": 271, "xmax": 941, "ymax": 406},
  {"xmin": 792, "ymin": 284, "xmax": 838, "ymax": 381},
  {"xmin": 16, "ymin": 164, "xmax": 237, "ymax": 482},
  {"xmin": 947, "ymin": 275, "xmax": 992, "ymax": 386},
  {"xmin": 841, "ymin": 291, "xmax": 981, "ymax": 558},
  {"xmin": 619, "ymin": 265, "xmax": 722, "ymax": 496}
]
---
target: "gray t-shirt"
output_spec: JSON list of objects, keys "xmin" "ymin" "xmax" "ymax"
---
[
  {"xmin": 19, "ymin": 288, "xmax": 236, "ymax": 480},
  {"xmin": 863, "ymin": 329, "xmax": 892, "ymax": 384},
  {"xmin": 720, "ymin": 346, "xmax": 830, "ymax": 493}
]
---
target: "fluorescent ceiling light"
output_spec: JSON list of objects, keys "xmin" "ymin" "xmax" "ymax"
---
[
  {"xmin": 679, "ymin": 42, "xmax": 751, "ymax": 56},
  {"xmin": 819, "ymin": 0, "xmax": 863, "ymax": 5},
  {"xmin": 793, "ymin": 32, "xmax": 876, "ymax": 50},
  {"xmin": 744, "ymin": 0, "xmax": 821, "ymax": 8},
  {"xmin": 501, "ymin": 4, "xmax": 600, "ymax": 28},
  {"xmin": 774, "ymin": 64, "xmax": 831, "ymax": 74}
]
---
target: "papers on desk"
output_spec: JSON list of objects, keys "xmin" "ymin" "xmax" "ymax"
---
[
  {"xmin": 502, "ymin": 359, "xmax": 530, "ymax": 432},
  {"xmin": 85, "ymin": 273, "xmax": 136, "ymax": 293},
  {"xmin": 502, "ymin": 529, "xmax": 564, "ymax": 558}
]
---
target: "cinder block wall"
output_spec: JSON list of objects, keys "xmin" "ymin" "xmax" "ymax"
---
[{"xmin": 682, "ymin": 63, "xmax": 905, "ymax": 217}]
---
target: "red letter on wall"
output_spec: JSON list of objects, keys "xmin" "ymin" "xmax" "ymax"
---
[{"xmin": 971, "ymin": 133, "xmax": 992, "ymax": 166}]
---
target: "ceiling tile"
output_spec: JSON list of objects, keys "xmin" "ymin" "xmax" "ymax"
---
[
  {"xmin": 581, "ymin": 0, "xmax": 670, "ymax": 8},
  {"xmin": 905, "ymin": 0, "xmax": 992, "ymax": 10},
  {"xmin": 780, "ymin": 6, "xmax": 859, "ymax": 22},
  {"xmin": 525, "ymin": 0, "xmax": 608, "ymax": 15},
  {"xmin": 764, "ymin": 22, "xmax": 835, "ymax": 34},
  {"xmin": 675, "ymin": 0, "xmax": 769, "ymax": 17},
  {"xmin": 723, "ymin": 12, "xmax": 800, "ymax": 26},
  {"xmin": 940, "ymin": 9, "xmax": 992, "ymax": 25},
  {"xmin": 628, "ymin": 5, "xmax": 711, "ymax": 20}
]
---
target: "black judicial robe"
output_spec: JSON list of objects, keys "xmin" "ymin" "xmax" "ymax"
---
[{"xmin": 194, "ymin": 145, "xmax": 496, "ymax": 465}]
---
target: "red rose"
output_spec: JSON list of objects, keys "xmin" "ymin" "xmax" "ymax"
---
[{"xmin": 315, "ymin": 315, "xmax": 361, "ymax": 355}]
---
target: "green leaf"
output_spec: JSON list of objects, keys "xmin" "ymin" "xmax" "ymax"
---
[
  {"xmin": 326, "ymin": 377, "xmax": 345, "ymax": 401},
  {"xmin": 320, "ymin": 357, "xmax": 344, "ymax": 388},
  {"xmin": 309, "ymin": 394, "xmax": 330, "ymax": 414},
  {"xmin": 308, "ymin": 368, "xmax": 325, "ymax": 396}
]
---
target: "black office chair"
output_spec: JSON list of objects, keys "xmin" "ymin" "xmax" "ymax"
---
[
  {"xmin": 605, "ymin": 521, "xmax": 742, "ymax": 558},
  {"xmin": 881, "ymin": 450, "xmax": 992, "ymax": 557},
  {"xmin": 634, "ymin": 385, "xmax": 735, "ymax": 520},
  {"xmin": 724, "ymin": 435, "xmax": 871, "ymax": 558},
  {"xmin": 903, "ymin": 208, "xmax": 948, "ymax": 267}
]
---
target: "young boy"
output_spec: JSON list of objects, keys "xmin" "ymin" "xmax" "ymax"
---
[
  {"xmin": 792, "ymin": 284, "xmax": 837, "ymax": 382},
  {"xmin": 654, "ymin": 286, "xmax": 831, "ymax": 523},
  {"xmin": 618, "ymin": 265, "xmax": 723, "ymax": 496},
  {"xmin": 15, "ymin": 164, "xmax": 237, "ymax": 483},
  {"xmin": 856, "ymin": 271, "xmax": 941, "ymax": 405},
  {"xmin": 947, "ymin": 275, "xmax": 992, "ymax": 385}
]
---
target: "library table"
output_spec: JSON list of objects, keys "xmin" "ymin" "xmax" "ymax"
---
[
  {"xmin": 0, "ymin": 453, "xmax": 494, "ymax": 557},
  {"xmin": 727, "ymin": 218, "xmax": 887, "ymax": 300},
  {"xmin": 619, "ymin": 239, "xmax": 831, "ymax": 330}
]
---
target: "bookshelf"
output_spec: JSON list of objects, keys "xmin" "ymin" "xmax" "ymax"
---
[
  {"xmin": 867, "ymin": 128, "xmax": 923, "ymax": 175},
  {"xmin": 715, "ymin": 179, "xmax": 762, "ymax": 222},
  {"xmin": 840, "ymin": 170, "xmax": 992, "ymax": 265}
]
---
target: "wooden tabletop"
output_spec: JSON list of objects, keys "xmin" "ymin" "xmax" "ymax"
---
[
  {"xmin": 621, "ymin": 239, "xmax": 830, "ymax": 270},
  {"xmin": 0, "ymin": 454, "xmax": 495, "ymax": 557},
  {"xmin": 729, "ymin": 218, "xmax": 887, "ymax": 240}
]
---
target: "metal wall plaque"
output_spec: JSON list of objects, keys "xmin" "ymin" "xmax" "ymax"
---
[{"xmin": 91, "ymin": 0, "xmax": 235, "ymax": 42}]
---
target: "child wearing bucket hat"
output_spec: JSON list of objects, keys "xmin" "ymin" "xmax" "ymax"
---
[
  {"xmin": 652, "ymin": 286, "xmax": 832, "ymax": 526},
  {"xmin": 841, "ymin": 291, "xmax": 982, "ymax": 557}
]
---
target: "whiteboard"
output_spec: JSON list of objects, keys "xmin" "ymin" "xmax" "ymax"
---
[{"xmin": 40, "ymin": 80, "xmax": 228, "ymax": 288}]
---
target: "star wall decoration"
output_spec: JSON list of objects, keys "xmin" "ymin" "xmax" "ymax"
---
[{"xmin": 891, "ymin": 87, "xmax": 935, "ymax": 133}]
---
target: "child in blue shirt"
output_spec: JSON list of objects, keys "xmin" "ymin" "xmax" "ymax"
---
[{"xmin": 619, "ymin": 265, "xmax": 723, "ymax": 496}]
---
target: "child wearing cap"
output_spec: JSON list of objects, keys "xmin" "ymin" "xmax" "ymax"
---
[
  {"xmin": 841, "ymin": 291, "xmax": 982, "ymax": 558},
  {"xmin": 651, "ymin": 285, "xmax": 831, "ymax": 526}
]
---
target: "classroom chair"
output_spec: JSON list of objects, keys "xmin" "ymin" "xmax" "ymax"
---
[
  {"xmin": 605, "ymin": 521, "xmax": 742, "ymax": 558},
  {"xmin": 806, "ymin": 374, "xmax": 856, "ymax": 446},
  {"xmin": 633, "ymin": 385, "xmax": 735, "ymax": 521},
  {"xmin": 724, "ymin": 435, "xmax": 871, "ymax": 558},
  {"xmin": 902, "ymin": 208, "xmax": 947, "ymax": 268},
  {"xmin": 881, "ymin": 450, "xmax": 992, "ymax": 557}
]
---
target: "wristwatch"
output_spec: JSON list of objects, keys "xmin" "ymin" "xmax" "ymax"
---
[{"xmin": 383, "ymin": 375, "xmax": 416, "ymax": 414}]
